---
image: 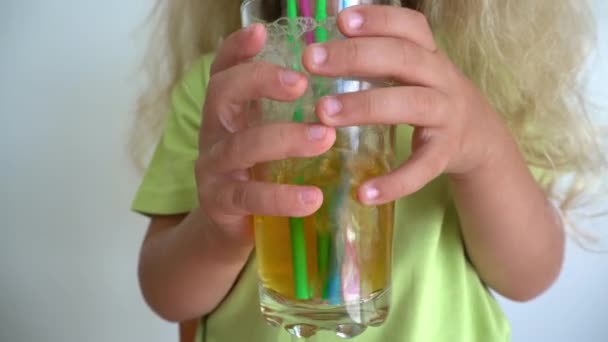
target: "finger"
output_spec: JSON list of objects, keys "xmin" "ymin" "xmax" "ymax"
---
[
  {"xmin": 302, "ymin": 37, "xmax": 445, "ymax": 88},
  {"xmin": 338, "ymin": 5, "xmax": 437, "ymax": 52},
  {"xmin": 316, "ymin": 86, "xmax": 448, "ymax": 127},
  {"xmin": 210, "ymin": 23, "xmax": 267, "ymax": 75},
  {"xmin": 213, "ymin": 180, "xmax": 323, "ymax": 217},
  {"xmin": 203, "ymin": 61, "xmax": 308, "ymax": 133},
  {"xmin": 209, "ymin": 123, "xmax": 336, "ymax": 172},
  {"xmin": 358, "ymin": 136, "xmax": 448, "ymax": 204}
]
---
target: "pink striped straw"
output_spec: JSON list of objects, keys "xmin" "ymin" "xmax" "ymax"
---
[{"xmin": 299, "ymin": 0, "xmax": 315, "ymax": 44}]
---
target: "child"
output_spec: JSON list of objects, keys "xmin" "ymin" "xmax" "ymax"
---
[{"xmin": 131, "ymin": 0, "xmax": 602, "ymax": 341}]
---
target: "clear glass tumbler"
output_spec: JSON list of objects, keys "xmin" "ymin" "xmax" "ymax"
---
[{"xmin": 241, "ymin": 0, "xmax": 396, "ymax": 338}]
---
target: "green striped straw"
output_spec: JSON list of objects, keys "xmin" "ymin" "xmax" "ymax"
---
[
  {"xmin": 312, "ymin": 0, "xmax": 332, "ymax": 300},
  {"xmin": 287, "ymin": 0, "xmax": 309, "ymax": 300},
  {"xmin": 315, "ymin": 0, "xmax": 328, "ymax": 42}
]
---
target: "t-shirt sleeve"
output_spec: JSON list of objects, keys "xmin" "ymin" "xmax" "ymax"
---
[{"xmin": 131, "ymin": 55, "xmax": 213, "ymax": 215}]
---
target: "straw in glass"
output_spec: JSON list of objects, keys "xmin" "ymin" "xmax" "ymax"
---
[
  {"xmin": 299, "ymin": 0, "xmax": 314, "ymax": 44},
  {"xmin": 286, "ymin": 0, "xmax": 310, "ymax": 300},
  {"xmin": 314, "ymin": 0, "xmax": 328, "ymax": 42},
  {"xmin": 307, "ymin": 0, "xmax": 337, "ymax": 302},
  {"xmin": 319, "ymin": 0, "xmax": 364, "ymax": 305}
]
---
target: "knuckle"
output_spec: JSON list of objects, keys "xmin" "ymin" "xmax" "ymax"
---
[
  {"xmin": 210, "ymin": 60, "xmax": 220, "ymax": 75},
  {"xmin": 380, "ymin": 8, "xmax": 391, "ymax": 28},
  {"xmin": 196, "ymin": 159, "xmax": 213, "ymax": 180},
  {"xmin": 275, "ymin": 185, "xmax": 297, "ymax": 214},
  {"xmin": 425, "ymin": 153, "xmax": 447, "ymax": 176},
  {"xmin": 437, "ymin": 94, "xmax": 452, "ymax": 121},
  {"xmin": 277, "ymin": 124, "xmax": 289, "ymax": 143},
  {"xmin": 198, "ymin": 179, "xmax": 218, "ymax": 213},
  {"xmin": 275, "ymin": 125, "xmax": 292, "ymax": 159},
  {"xmin": 199, "ymin": 189, "xmax": 215, "ymax": 214},
  {"xmin": 207, "ymin": 73, "xmax": 223, "ymax": 94},
  {"xmin": 206, "ymin": 140, "xmax": 223, "ymax": 164},
  {"xmin": 205, "ymin": 74, "xmax": 226, "ymax": 108},
  {"xmin": 271, "ymin": 186, "xmax": 284, "ymax": 213},
  {"xmin": 394, "ymin": 175, "xmax": 415, "ymax": 196},
  {"xmin": 411, "ymin": 10, "xmax": 429, "ymax": 28},
  {"xmin": 399, "ymin": 41, "xmax": 413, "ymax": 68},
  {"xmin": 345, "ymin": 39, "xmax": 360, "ymax": 69},
  {"xmin": 412, "ymin": 89, "xmax": 437, "ymax": 116},
  {"xmin": 231, "ymin": 183, "xmax": 248, "ymax": 210},
  {"xmin": 195, "ymin": 159, "xmax": 217, "ymax": 193},
  {"xmin": 211, "ymin": 184, "xmax": 233, "ymax": 215},
  {"xmin": 443, "ymin": 56, "xmax": 463, "ymax": 82},
  {"xmin": 363, "ymin": 91, "xmax": 376, "ymax": 116},
  {"xmin": 446, "ymin": 98, "xmax": 465, "ymax": 126},
  {"xmin": 224, "ymin": 135, "xmax": 247, "ymax": 169},
  {"xmin": 209, "ymin": 55, "xmax": 225, "ymax": 75},
  {"xmin": 200, "ymin": 203, "xmax": 218, "ymax": 223},
  {"xmin": 250, "ymin": 62, "xmax": 267, "ymax": 85}
]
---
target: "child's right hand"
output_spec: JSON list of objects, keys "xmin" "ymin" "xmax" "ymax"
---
[
  {"xmin": 138, "ymin": 24, "xmax": 335, "ymax": 322},
  {"xmin": 195, "ymin": 24, "xmax": 336, "ymax": 242}
]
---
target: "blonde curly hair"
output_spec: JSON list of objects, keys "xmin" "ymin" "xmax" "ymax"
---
[{"xmin": 132, "ymin": 0, "xmax": 605, "ymax": 241}]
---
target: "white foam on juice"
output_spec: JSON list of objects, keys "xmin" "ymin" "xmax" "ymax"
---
[
  {"xmin": 255, "ymin": 17, "xmax": 340, "ymax": 124},
  {"xmin": 259, "ymin": 17, "xmax": 339, "ymax": 66}
]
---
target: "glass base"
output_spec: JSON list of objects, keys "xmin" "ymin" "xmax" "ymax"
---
[{"xmin": 259, "ymin": 286, "xmax": 390, "ymax": 339}]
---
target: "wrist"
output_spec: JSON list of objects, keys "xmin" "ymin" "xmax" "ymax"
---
[
  {"xmin": 449, "ymin": 123, "xmax": 521, "ymax": 185},
  {"xmin": 190, "ymin": 209, "xmax": 255, "ymax": 264}
]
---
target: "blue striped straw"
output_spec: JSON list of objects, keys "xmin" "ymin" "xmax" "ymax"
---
[{"xmin": 324, "ymin": 0, "xmax": 359, "ymax": 306}]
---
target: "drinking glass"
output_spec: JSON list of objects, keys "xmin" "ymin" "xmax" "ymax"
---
[{"xmin": 241, "ymin": 0, "xmax": 397, "ymax": 338}]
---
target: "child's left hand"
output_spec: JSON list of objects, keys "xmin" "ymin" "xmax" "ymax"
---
[{"xmin": 302, "ymin": 5, "xmax": 512, "ymax": 205}]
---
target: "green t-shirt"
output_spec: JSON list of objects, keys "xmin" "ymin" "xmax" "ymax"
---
[{"xmin": 132, "ymin": 55, "xmax": 510, "ymax": 342}]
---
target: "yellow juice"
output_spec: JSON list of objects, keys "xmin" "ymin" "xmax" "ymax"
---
[{"xmin": 253, "ymin": 148, "xmax": 394, "ymax": 304}]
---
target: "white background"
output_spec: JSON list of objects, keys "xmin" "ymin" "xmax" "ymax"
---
[{"xmin": 0, "ymin": 1, "xmax": 606, "ymax": 341}]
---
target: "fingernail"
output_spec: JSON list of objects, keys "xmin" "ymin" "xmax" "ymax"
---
[
  {"xmin": 345, "ymin": 11, "xmax": 364, "ymax": 30},
  {"xmin": 280, "ymin": 70, "xmax": 301, "ymax": 86},
  {"xmin": 310, "ymin": 45, "xmax": 328, "ymax": 65},
  {"xmin": 300, "ymin": 189, "xmax": 319, "ymax": 205},
  {"xmin": 307, "ymin": 125, "xmax": 327, "ymax": 140},
  {"xmin": 321, "ymin": 96, "xmax": 342, "ymax": 117},
  {"xmin": 362, "ymin": 185, "xmax": 380, "ymax": 202}
]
